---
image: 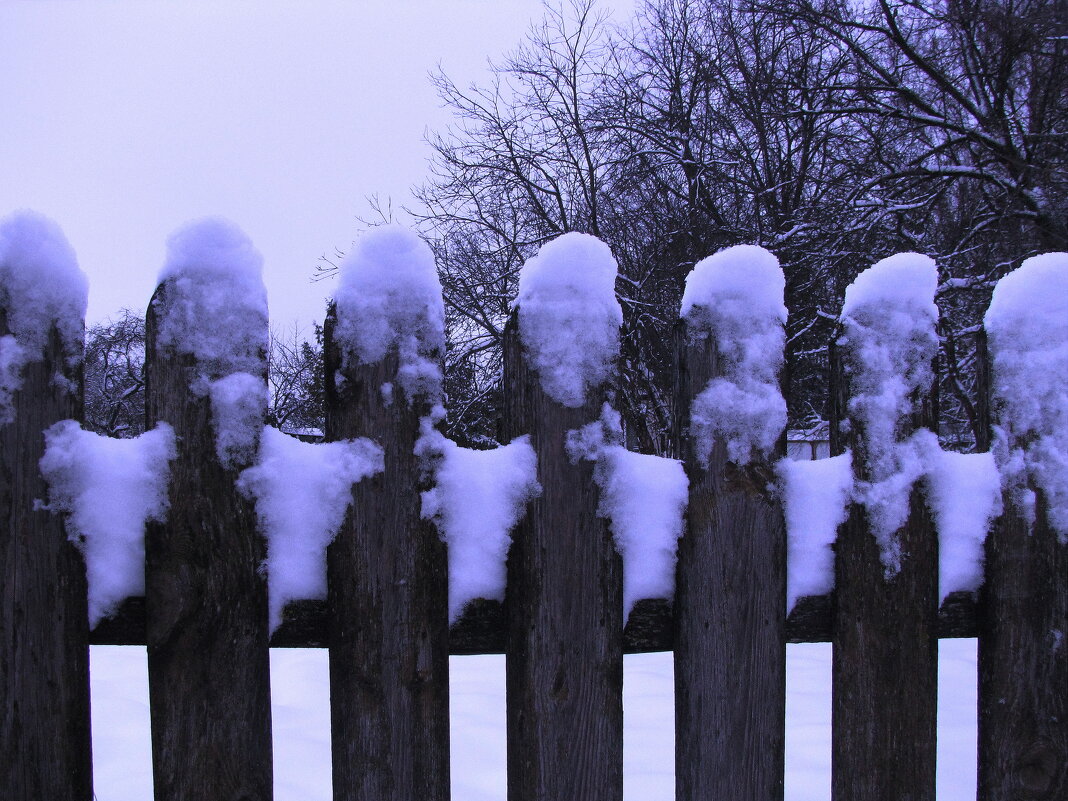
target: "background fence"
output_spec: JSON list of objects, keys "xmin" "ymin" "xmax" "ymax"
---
[{"xmin": 1, "ymin": 240, "xmax": 1064, "ymax": 801}]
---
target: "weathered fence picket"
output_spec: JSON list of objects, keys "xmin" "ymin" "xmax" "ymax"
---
[
  {"xmin": 829, "ymin": 255, "xmax": 941, "ymax": 801},
  {"xmin": 323, "ymin": 305, "xmax": 450, "ymax": 801},
  {"xmin": 501, "ymin": 316, "xmax": 624, "ymax": 801},
  {"xmin": 0, "ymin": 314, "xmax": 93, "ymax": 801},
  {"xmin": 672, "ymin": 247, "xmax": 788, "ymax": 801},
  {"xmin": 2, "ymin": 215, "xmax": 1065, "ymax": 801},
  {"xmin": 144, "ymin": 274, "xmax": 274, "ymax": 801}
]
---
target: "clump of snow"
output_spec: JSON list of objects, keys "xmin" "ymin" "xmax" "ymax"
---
[
  {"xmin": 680, "ymin": 245, "xmax": 787, "ymax": 465},
  {"xmin": 839, "ymin": 253, "xmax": 939, "ymax": 573},
  {"xmin": 566, "ymin": 405, "xmax": 688, "ymax": 622},
  {"xmin": 40, "ymin": 421, "xmax": 176, "ymax": 628},
  {"xmin": 777, "ymin": 452, "xmax": 853, "ymax": 614},
  {"xmin": 237, "ymin": 426, "xmax": 384, "ymax": 632},
  {"xmin": 0, "ymin": 210, "xmax": 88, "ymax": 424},
  {"xmin": 155, "ymin": 218, "xmax": 269, "ymax": 466},
  {"xmin": 419, "ymin": 426, "xmax": 540, "ymax": 624},
  {"xmin": 911, "ymin": 431, "xmax": 1002, "ymax": 603},
  {"xmin": 333, "ymin": 225, "xmax": 445, "ymax": 403},
  {"xmin": 985, "ymin": 252, "xmax": 1068, "ymax": 538},
  {"xmin": 516, "ymin": 233, "xmax": 622, "ymax": 407},
  {"xmin": 210, "ymin": 372, "xmax": 268, "ymax": 469}
]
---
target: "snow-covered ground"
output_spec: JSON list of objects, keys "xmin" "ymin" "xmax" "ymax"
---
[{"xmin": 90, "ymin": 639, "xmax": 978, "ymax": 800}]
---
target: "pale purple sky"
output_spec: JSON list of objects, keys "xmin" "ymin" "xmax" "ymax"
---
[{"xmin": 1, "ymin": 0, "xmax": 633, "ymax": 332}]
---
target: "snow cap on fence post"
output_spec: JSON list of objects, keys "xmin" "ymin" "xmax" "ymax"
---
[
  {"xmin": 680, "ymin": 244, "xmax": 787, "ymax": 465},
  {"xmin": 155, "ymin": 217, "xmax": 269, "ymax": 468},
  {"xmin": 838, "ymin": 252, "xmax": 939, "ymax": 573},
  {"xmin": 0, "ymin": 210, "xmax": 88, "ymax": 424},
  {"xmin": 332, "ymin": 224, "xmax": 445, "ymax": 404},
  {"xmin": 984, "ymin": 251, "xmax": 1068, "ymax": 537},
  {"xmin": 516, "ymin": 232, "xmax": 623, "ymax": 407}
]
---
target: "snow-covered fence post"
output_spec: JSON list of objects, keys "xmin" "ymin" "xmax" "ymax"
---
[
  {"xmin": 501, "ymin": 233, "xmax": 624, "ymax": 801},
  {"xmin": 144, "ymin": 220, "xmax": 273, "ymax": 800},
  {"xmin": 324, "ymin": 227, "xmax": 450, "ymax": 801},
  {"xmin": 0, "ymin": 213, "xmax": 92, "ymax": 800},
  {"xmin": 673, "ymin": 246, "xmax": 788, "ymax": 801},
  {"xmin": 978, "ymin": 254, "xmax": 1067, "ymax": 801},
  {"xmin": 829, "ymin": 254, "xmax": 940, "ymax": 801}
]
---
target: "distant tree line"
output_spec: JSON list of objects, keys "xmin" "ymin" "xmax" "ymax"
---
[{"xmin": 91, "ymin": 0, "xmax": 1064, "ymax": 452}]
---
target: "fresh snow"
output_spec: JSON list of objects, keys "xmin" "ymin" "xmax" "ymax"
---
[
  {"xmin": 680, "ymin": 245, "xmax": 787, "ymax": 465},
  {"xmin": 155, "ymin": 218, "xmax": 269, "ymax": 467},
  {"xmin": 516, "ymin": 233, "xmax": 623, "ymax": 407},
  {"xmin": 89, "ymin": 641, "xmax": 980, "ymax": 801},
  {"xmin": 0, "ymin": 210, "xmax": 88, "ymax": 424},
  {"xmin": 566, "ymin": 405, "xmax": 688, "ymax": 622},
  {"xmin": 236, "ymin": 426, "xmax": 383, "ymax": 632},
  {"xmin": 839, "ymin": 253, "xmax": 938, "ymax": 574},
  {"xmin": 778, "ymin": 452, "xmax": 853, "ymax": 613},
  {"xmin": 912, "ymin": 432, "xmax": 1002, "ymax": 603},
  {"xmin": 984, "ymin": 252, "xmax": 1068, "ymax": 537},
  {"xmin": 418, "ymin": 429, "xmax": 540, "ymax": 624},
  {"xmin": 332, "ymin": 225, "xmax": 445, "ymax": 403},
  {"xmin": 39, "ymin": 421, "xmax": 176, "ymax": 627}
]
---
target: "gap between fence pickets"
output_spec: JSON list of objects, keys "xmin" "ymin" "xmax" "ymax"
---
[{"xmin": 88, "ymin": 590, "xmax": 980, "ymax": 650}]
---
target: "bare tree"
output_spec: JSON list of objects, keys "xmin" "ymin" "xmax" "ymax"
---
[{"xmin": 83, "ymin": 309, "xmax": 146, "ymax": 438}]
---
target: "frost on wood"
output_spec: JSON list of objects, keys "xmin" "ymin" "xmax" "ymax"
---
[
  {"xmin": 985, "ymin": 252, "xmax": 1068, "ymax": 538},
  {"xmin": 418, "ymin": 425, "xmax": 540, "ymax": 624},
  {"xmin": 680, "ymin": 245, "xmax": 787, "ymax": 465},
  {"xmin": 839, "ymin": 252, "xmax": 939, "ymax": 574},
  {"xmin": 39, "ymin": 421, "xmax": 176, "ymax": 627},
  {"xmin": 0, "ymin": 210, "xmax": 88, "ymax": 424},
  {"xmin": 777, "ymin": 452, "xmax": 853, "ymax": 614},
  {"xmin": 333, "ymin": 225, "xmax": 445, "ymax": 403},
  {"xmin": 516, "ymin": 232, "xmax": 623, "ymax": 407},
  {"xmin": 912, "ymin": 431, "xmax": 1002, "ymax": 603},
  {"xmin": 566, "ymin": 405, "xmax": 688, "ymax": 622},
  {"xmin": 236, "ymin": 426, "xmax": 383, "ymax": 632},
  {"xmin": 155, "ymin": 218, "xmax": 269, "ymax": 466}
]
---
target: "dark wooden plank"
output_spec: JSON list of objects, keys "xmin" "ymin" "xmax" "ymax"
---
[
  {"xmin": 323, "ymin": 305, "xmax": 450, "ymax": 801},
  {"xmin": 501, "ymin": 315, "xmax": 623, "ymax": 801},
  {"xmin": 144, "ymin": 282, "xmax": 273, "ymax": 801},
  {"xmin": 1, "ymin": 314, "xmax": 92, "ymax": 801},
  {"xmin": 976, "ymin": 332, "xmax": 1067, "ymax": 800},
  {"xmin": 90, "ymin": 591, "xmax": 982, "ymax": 649},
  {"xmin": 673, "ymin": 319, "xmax": 787, "ymax": 801},
  {"xmin": 830, "ymin": 336, "xmax": 939, "ymax": 801}
]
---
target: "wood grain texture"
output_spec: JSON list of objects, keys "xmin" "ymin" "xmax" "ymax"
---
[
  {"xmin": 324, "ymin": 307, "xmax": 450, "ymax": 801},
  {"xmin": 0, "ymin": 314, "xmax": 92, "ymax": 801},
  {"xmin": 501, "ymin": 316, "xmax": 623, "ymax": 801},
  {"xmin": 830, "ymin": 338, "xmax": 939, "ymax": 801},
  {"xmin": 977, "ymin": 333, "xmax": 1067, "ymax": 801},
  {"xmin": 673, "ymin": 319, "xmax": 787, "ymax": 801},
  {"xmin": 144, "ymin": 284, "xmax": 273, "ymax": 801}
]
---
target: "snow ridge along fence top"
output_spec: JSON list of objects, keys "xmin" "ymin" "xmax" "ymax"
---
[{"xmin": 1, "ymin": 224, "xmax": 1064, "ymax": 801}]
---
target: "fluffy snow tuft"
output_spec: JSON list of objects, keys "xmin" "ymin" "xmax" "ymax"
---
[
  {"xmin": 985, "ymin": 252, "xmax": 1068, "ymax": 538},
  {"xmin": 210, "ymin": 372, "xmax": 268, "ymax": 470},
  {"xmin": 839, "ymin": 252, "xmax": 939, "ymax": 573},
  {"xmin": 778, "ymin": 452, "xmax": 853, "ymax": 614},
  {"xmin": 0, "ymin": 210, "xmax": 88, "ymax": 423},
  {"xmin": 155, "ymin": 218, "xmax": 269, "ymax": 466},
  {"xmin": 237, "ymin": 426, "xmax": 384, "ymax": 633},
  {"xmin": 419, "ymin": 428, "xmax": 541, "ymax": 624},
  {"xmin": 567, "ymin": 405, "xmax": 688, "ymax": 622},
  {"xmin": 681, "ymin": 245, "xmax": 787, "ymax": 465},
  {"xmin": 517, "ymin": 233, "xmax": 622, "ymax": 407},
  {"xmin": 40, "ymin": 421, "xmax": 176, "ymax": 628},
  {"xmin": 912, "ymin": 431, "xmax": 1002, "ymax": 603},
  {"xmin": 333, "ymin": 225, "xmax": 445, "ymax": 403}
]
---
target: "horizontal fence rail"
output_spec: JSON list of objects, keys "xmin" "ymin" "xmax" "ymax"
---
[{"xmin": 2, "ymin": 216, "xmax": 1064, "ymax": 801}]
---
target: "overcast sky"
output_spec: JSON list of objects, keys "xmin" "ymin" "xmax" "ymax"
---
[{"xmin": 1, "ymin": 0, "xmax": 633, "ymax": 332}]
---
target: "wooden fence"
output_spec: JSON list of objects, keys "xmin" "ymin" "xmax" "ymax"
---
[{"xmin": 1, "ymin": 264, "xmax": 1065, "ymax": 801}]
